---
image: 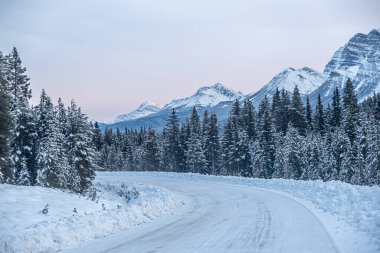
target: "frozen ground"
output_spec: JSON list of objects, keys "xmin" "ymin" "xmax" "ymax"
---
[
  {"xmin": 1, "ymin": 172, "xmax": 379, "ymax": 253},
  {"xmin": 0, "ymin": 176, "xmax": 182, "ymax": 253},
  {"xmin": 67, "ymin": 172, "xmax": 379, "ymax": 253}
]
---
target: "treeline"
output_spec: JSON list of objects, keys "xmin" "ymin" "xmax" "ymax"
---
[
  {"xmin": 0, "ymin": 48, "xmax": 96, "ymax": 193},
  {"xmin": 97, "ymin": 81, "xmax": 380, "ymax": 186}
]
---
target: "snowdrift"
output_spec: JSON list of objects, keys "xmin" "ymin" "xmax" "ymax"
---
[{"xmin": 0, "ymin": 177, "xmax": 182, "ymax": 253}]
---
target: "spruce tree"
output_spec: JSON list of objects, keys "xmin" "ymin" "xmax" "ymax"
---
[
  {"xmin": 331, "ymin": 87, "xmax": 342, "ymax": 128},
  {"xmin": 4, "ymin": 47, "xmax": 32, "ymax": 112},
  {"xmin": 66, "ymin": 100, "xmax": 95, "ymax": 193},
  {"xmin": 0, "ymin": 73, "xmax": 13, "ymax": 183},
  {"xmin": 306, "ymin": 96, "xmax": 313, "ymax": 131},
  {"xmin": 162, "ymin": 109, "xmax": 181, "ymax": 171},
  {"xmin": 206, "ymin": 113, "xmax": 220, "ymax": 174},
  {"xmin": 290, "ymin": 86, "xmax": 307, "ymax": 136},
  {"xmin": 141, "ymin": 128, "xmax": 159, "ymax": 171},
  {"xmin": 283, "ymin": 124, "xmax": 304, "ymax": 179},
  {"xmin": 254, "ymin": 97, "xmax": 275, "ymax": 178},
  {"xmin": 35, "ymin": 90, "xmax": 60, "ymax": 187},
  {"xmin": 342, "ymin": 79, "xmax": 358, "ymax": 144},
  {"xmin": 314, "ymin": 94, "xmax": 325, "ymax": 135},
  {"xmin": 242, "ymin": 100, "xmax": 256, "ymax": 140}
]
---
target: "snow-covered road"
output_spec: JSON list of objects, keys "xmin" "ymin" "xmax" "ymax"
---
[{"xmin": 65, "ymin": 173, "xmax": 339, "ymax": 253}]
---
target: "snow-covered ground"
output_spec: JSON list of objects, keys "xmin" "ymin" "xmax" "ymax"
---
[
  {"xmin": 1, "ymin": 172, "xmax": 379, "ymax": 253},
  {"xmin": 0, "ymin": 176, "xmax": 183, "ymax": 253},
  {"xmin": 133, "ymin": 172, "xmax": 380, "ymax": 253}
]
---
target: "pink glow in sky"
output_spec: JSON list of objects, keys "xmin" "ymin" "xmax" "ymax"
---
[{"xmin": 0, "ymin": 0, "xmax": 379, "ymax": 121}]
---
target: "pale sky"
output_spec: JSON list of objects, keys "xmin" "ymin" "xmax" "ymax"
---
[{"xmin": 0, "ymin": 0, "xmax": 379, "ymax": 122}]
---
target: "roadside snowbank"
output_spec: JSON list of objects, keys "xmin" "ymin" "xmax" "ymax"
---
[
  {"xmin": 0, "ymin": 176, "xmax": 182, "ymax": 253},
  {"xmin": 117, "ymin": 171, "xmax": 380, "ymax": 252}
]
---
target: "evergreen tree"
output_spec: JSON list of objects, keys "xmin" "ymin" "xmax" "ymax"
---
[
  {"xmin": 342, "ymin": 79, "xmax": 358, "ymax": 144},
  {"xmin": 367, "ymin": 120, "xmax": 380, "ymax": 185},
  {"xmin": 205, "ymin": 113, "xmax": 220, "ymax": 174},
  {"xmin": 283, "ymin": 125, "xmax": 304, "ymax": 179},
  {"xmin": 11, "ymin": 102, "xmax": 36, "ymax": 185},
  {"xmin": 0, "ymin": 74, "xmax": 13, "ymax": 183},
  {"xmin": 305, "ymin": 96, "xmax": 313, "ymax": 131},
  {"xmin": 331, "ymin": 87, "xmax": 342, "ymax": 128},
  {"xmin": 162, "ymin": 109, "xmax": 181, "ymax": 171},
  {"xmin": 93, "ymin": 122, "xmax": 103, "ymax": 152},
  {"xmin": 314, "ymin": 94, "xmax": 325, "ymax": 135},
  {"xmin": 4, "ymin": 47, "xmax": 32, "ymax": 113},
  {"xmin": 242, "ymin": 100, "xmax": 256, "ymax": 140},
  {"xmin": 141, "ymin": 128, "xmax": 159, "ymax": 170},
  {"xmin": 254, "ymin": 97, "xmax": 275, "ymax": 178},
  {"xmin": 272, "ymin": 88, "xmax": 282, "ymax": 133},
  {"xmin": 35, "ymin": 90, "xmax": 60, "ymax": 187},
  {"xmin": 66, "ymin": 101, "xmax": 95, "ymax": 193},
  {"xmin": 290, "ymin": 86, "xmax": 307, "ymax": 136}
]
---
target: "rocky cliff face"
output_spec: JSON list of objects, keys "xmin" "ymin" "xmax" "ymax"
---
[{"xmin": 310, "ymin": 29, "xmax": 380, "ymax": 103}]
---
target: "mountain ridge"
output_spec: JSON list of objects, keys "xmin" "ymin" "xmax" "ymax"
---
[{"xmin": 101, "ymin": 29, "xmax": 380, "ymax": 131}]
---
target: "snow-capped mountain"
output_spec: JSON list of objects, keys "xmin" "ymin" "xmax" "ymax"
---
[
  {"xmin": 163, "ymin": 83, "xmax": 243, "ymax": 111},
  {"xmin": 114, "ymin": 101, "xmax": 162, "ymax": 123},
  {"xmin": 102, "ymin": 29, "xmax": 380, "ymax": 131},
  {"xmin": 246, "ymin": 67, "xmax": 325, "ymax": 105},
  {"xmin": 310, "ymin": 29, "xmax": 380, "ymax": 103}
]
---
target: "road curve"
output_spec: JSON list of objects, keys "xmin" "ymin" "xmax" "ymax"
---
[{"xmin": 64, "ymin": 173, "xmax": 339, "ymax": 253}]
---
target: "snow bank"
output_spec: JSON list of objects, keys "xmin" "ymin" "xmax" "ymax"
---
[
  {"xmin": 0, "ymin": 176, "xmax": 182, "ymax": 253},
  {"xmin": 119, "ymin": 171, "xmax": 380, "ymax": 252}
]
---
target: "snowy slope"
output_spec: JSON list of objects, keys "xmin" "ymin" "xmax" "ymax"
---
[
  {"xmin": 66, "ymin": 172, "xmax": 380, "ymax": 253},
  {"xmin": 163, "ymin": 83, "xmax": 243, "ymax": 111},
  {"xmin": 114, "ymin": 101, "xmax": 162, "ymax": 123},
  {"xmin": 310, "ymin": 29, "xmax": 380, "ymax": 103},
  {"xmin": 246, "ymin": 67, "xmax": 325, "ymax": 106},
  {"xmin": 0, "ymin": 178, "xmax": 183, "ymax": 253}
]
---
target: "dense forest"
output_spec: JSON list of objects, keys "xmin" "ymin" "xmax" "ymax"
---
[
  {"xmin": 1, "ymin": 48, "xmax": 379, "ymax": 193},
  {"xmin": 0, "ymin": 48, "xmax": 96, "ymax": 193},
  {"xmin": 96, "ymin": 82, "xmax": 380, "ymax": 186}
]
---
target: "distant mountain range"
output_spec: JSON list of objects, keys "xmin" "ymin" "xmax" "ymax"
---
[{"xmin": 101, "ymin": 29, "xmax": 380, "ymax": 131}]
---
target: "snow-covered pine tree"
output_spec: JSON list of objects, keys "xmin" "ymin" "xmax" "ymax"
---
[
  {"xmin": 242, "ymin": 100, "xmax": 256, "ymax": 140},
  {"xmin": 35, "ymin": 90, "xmax": 60, "ymax": 187},
  {"xmin": 272, "ymin": 135, "xmax": 285, "ymax": 178},
  {"xmin": 301, "ymin": 134, "xmax": 323, "ymax": 180},
  {"xmin": 331, "ymin": 87, "xmax": 342, "ymax": 129},
  {"xmin": 162, "ymin": 109, "xmax": 181, "ymax": 171},
  {"xmin": 314, "ymin": 94, "xmax": 325, "ymax": 135},
  {"xmin": 236, "ymin": 130, "xmax": 252, "ymax": 177},
  {"xmin": 316, "ymin": 131, "xmax": 337, "ymax": 181},
  {"xmin": 255, "ymin": 97, "xmax": 275, "ymax": 178},
  {"xmin": 35, "ymin": 90, "xmax": 72, "ymax": 189},
  {"xmin": 342, "ymin": 79, "xmax": 359, "ymax": 144},
  {"xmin": 283, "ymin": 124, "xmax": 304, "ymax": 179},
  {"xmin": 0, "ymin": 70, "xmax": 13, "ymax": 183},
  {"xmin": 366, "ymin": 117, "xmax": 380, "ymax": 185},
  {"xmin": 186, "ymin": 107, "xmax": 207, "ymax": 173},
  {"xmin": 272, "ymin": 88, "xmax": 282, "ymax": 134},
  {"xmin": 351, "ymin": 113, "xmax": 369, "ymax": 185},
  {"xmin": 305, "ymin": 96, "xmax": 313, "ymax": 131},
  {"xmin": 178, "ymin": 120, "xmax": 190, "ymax": 172},
  {"xmin": 290, "ymin": 85, "xmax": 307, "ymax": 136},
  {"xmin": 11, "ymin": 97, "xmax": 36, "ymax": 186},
  {"xmin": 279, "ymin": 89, "xmax": 291, "ymax": 134},
  {"xmin": 66, "ymin": 100, "xmax": 96, "ymax": 193},
  {"xmin": 141, "ymin": 128, "xmax": 159, "ymax": 171},
  {"xmin": 4, "ymin": 48, "xmax": 37, "ymax": 186},
  {"xmin": 4, "ymin": 47, "xmax": 32, "ymax": 112},
  {"xmin": 204, "ymin": 112, "xmax": 220, "ymax": 175}
]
